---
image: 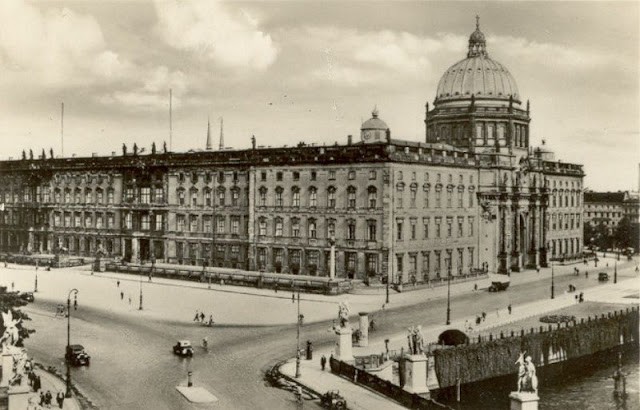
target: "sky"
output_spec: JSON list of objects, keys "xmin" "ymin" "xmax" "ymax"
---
[{"xmin": 0, "ymin": 1, "xmax": 638, "ymax": 191}]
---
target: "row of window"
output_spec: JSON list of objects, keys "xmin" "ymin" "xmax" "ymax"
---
[
  {"xmin": 397, "ymin": 216, "xmax": 475, "ymax": 240},
  {"xmin": 175, "ymin": 214, "xmax": 244, "ymax": 235},
  {"xmin": 52, "ymin": 212, "xmax": 118, "ymax": 229},
  {"xmin": 258, "ymin": 186, "xmax": 373, "ymax": 209},
  {"xmin": 0, "ymin": 187, "xmax": 117, "ymax": 205},
  {"xmin": 177, "ymin": 171, "xmax": 239, "ymax": 184},
  {"xmin": 549, "ymin": 238, "xmax": 581, "ymax": 257},
  {"xmin": 586, "ymin": 212, "xmax": 621, "ymax": 219},
  {"xmin": 396, "ymin": 247, "xmax": 475, "ymax": 276},
  {"xmin": 551, "ymin": 190, "xmax": 581, "ymax": 208},
  {"xmin": 257, "ymin": 217, "xmax": 371, "ymax": 240},
  {"xmin": 550, "ymin": 213, "xmax": 581, "ymax": 231},
  {"xmin": 176, "ymin": 187, "xmax": 242, "ymax": 207}
]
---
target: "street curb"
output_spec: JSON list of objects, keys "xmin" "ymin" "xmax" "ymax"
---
[{"xmin": 35, "ymin": 362, "xmax": 98, "ymax": 410}]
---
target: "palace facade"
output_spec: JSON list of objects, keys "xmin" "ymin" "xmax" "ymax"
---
[{"xmin": 0, "ymin": 21, "xmax": 584, "ymax": 282}]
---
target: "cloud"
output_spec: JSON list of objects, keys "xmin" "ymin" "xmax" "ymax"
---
[
  {"xmin": 490, "ymin": 35, "xmax": 621, "ymax": 70},
  {"xmin": 154, "ymin": 1, "xmax": 278, "ymax": 71},
  {"xmin": 0, "ymin": 1, "xmax": 131, "ymax": 87}
]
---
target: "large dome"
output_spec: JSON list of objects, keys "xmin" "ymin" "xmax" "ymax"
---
[{"xmin": 435, "ymin": 18, "xmax": 520, "ymax": 104}]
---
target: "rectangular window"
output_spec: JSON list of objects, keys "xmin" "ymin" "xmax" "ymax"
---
[
  {"xmin": 396, "ymin": 254, "xmax": 403, "ymax": 274},
  {"xmin": 85, "ymin": 214, "xmax": 92, "ymax": 228},
  {"xmin": 447, "ymin": 218, "xmax": 453, "ymax": 237},
  {"xmin": 54, "ymin": 213, "xmax": 61, "ymax": 227},
  {"xmin": 410, "ymin": 219, "xmax": 416, "ymax": 240},
  {"xmin": 458, "ymin": 191, "xmax": 463, "ymax": 208},
  {"xmin": 293, "ymin": 171, "xmax": 300, "ymax": 181},
  {"xmin": 275, "ymin": 219, "xmax": 283, "ymax": 237},
  {"xmin": 142, "ymin": 214, "xmax": 151, "ymax": 230},
  {"xmin": 310, "ymin": 171, "xmax": 317, "ymax": 181},
  {"xmin": 124, "ymin": 213, "xmax": 132, "ymax": 229},
  {"xmin": 107, "ymin": 213, "xmax": 114, "ymax": 228},
  {"xmin": 125, "ymin": 187, "xmax": 135, "ymax": 202},
  {"xmin": 435, "ymin": 218, "xmax": 441, "ymax": 238},
  {"xmin": 216, "ymin": 217, "xmax": 225, "ymax": 234},
  {"xmin": 347, "ymin": 223, "xmax": 356, "ymax": 240},
  {"xmin": 369, "ymin": 170, "xmax": 376, "ymax": 180},
  {"xmin": 367, "ymin": 221, "xmax": 376, "ymax": 241},
  {"xmin": 176, "ymin": 214, "xmax": 185, "ymax": 232},
  {"xmin": 435, "ymin": 190, "xmax": 441, "ymax": 208},
  {"xmin": 75, "ymin": 213, "xmax": 81, "ymax": 227},
  {"xmin": 140, "ymin": 187, "xmax": 151, "ymax": 204},
  {"xmin": 309, "ymin": 190, "xmax": 317, "ymax": 207},
  {"xmin": 107, "ymin": 190, "xmax": 114, "ymax": 204},
  {"xmin": 457, "ymin": 218, "xmax": 463, "ymax": 237},
  {"xmin": 276, "ymin": 172, "xmax": 283, "ymax": 181},
  {"xmin": 258, "ymin": 219, "xmax": 267, "ymax": 236},
  {"xmin": 423, "ymin": 218, "xmax": 430, "ymax": 239},
  {"xmin": 260, "ymin": 172, "xmax": 267, "ymax": 181},
  {"xmin": 259, "ymin": 190, "xmax": 267, "ymax": 206},
  {"xmin": 409, "ymin": 254, "xmax": 417, "ymax": 273},
  {"xmin": 328, "ymin": 170, "xmax": 336, "ymax": 180},
  {"xmin": 397, "ymin": 221, "xmax": 403, "ymax": 240},
  {"xmin": 292, "ymin": 191, "xmax": 300, "ymax": 207},
  {"xmin": 446, "ymin": 190, "xmax": 452, "ymax": 208},
  {"xmin": 468, "ymin": 217, "xmax": 474, "ymax": 236},
  {"xmin": 468, "ymin": 248, "xmax": 474, "ymax": 269},
  {"xmin": 155, "ymin": 214, "xmax": 163, "ymax": 231},
  {"xmin": 231, "ymin": 190, "xmax": 239, "ymax": 206},
  {"xmin": 327, "ymin": 190, "xmax": 336, "ymax": 208},
  {"xmin": 205, "ymin": 190, "xmax": 212, "ymax": 206},
  {"xmin": 469, "ymin": 191, "xmax": 474, "ymax": 207},
  {"xmin": 275, "ymin": 190, "xmax": 283, "ymax": 207},
  {"xmin": 190, "ymin": 215, "xmax": 198, "ymax": 232},
  {"xmin": 292, "ymin": 220, "xmax": 300, "ymax": 238},
  {"xmin": 231, "ymin": 217, "xmax": 240, "ymax": 234}
]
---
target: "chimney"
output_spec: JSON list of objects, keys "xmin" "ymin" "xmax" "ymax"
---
[{"xmin": 347, "ymin": 135, "xmax": 352, "ymax": 145}]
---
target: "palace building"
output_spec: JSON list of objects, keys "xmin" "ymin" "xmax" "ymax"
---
[{"xmin": 0, "ymin": 20, "xmax": 584, "ymax": 283}]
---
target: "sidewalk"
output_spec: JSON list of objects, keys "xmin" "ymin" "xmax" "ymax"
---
[
  {"xmin": 24, "ymin": 367, "xmax": 81, "ymax": 410},
  {"xmin": 279, "ymin": 275, "xmax": 639, "ymax": 408}
]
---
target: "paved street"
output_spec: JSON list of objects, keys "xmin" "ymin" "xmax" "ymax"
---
[{"xmin": 2, "ymin": 254, "xmax": 637, "ymax": 409}]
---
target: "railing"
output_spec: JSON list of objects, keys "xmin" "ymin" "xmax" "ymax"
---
[
  {"xmin": 329, "ymin": 357, "xmax": 447, "ymax": 409},
  {"xmin": 104, "ymin": 262, "xmax": 352, "ymax": 295}
]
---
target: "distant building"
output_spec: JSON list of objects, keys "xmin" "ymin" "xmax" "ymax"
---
[
  {"xmin": 0, "ymin": 20, "xmax": 584, "ymax": 281},
  {"xmin": 583, "ymin": 191, "xmax": 627, "ymax": 232}
]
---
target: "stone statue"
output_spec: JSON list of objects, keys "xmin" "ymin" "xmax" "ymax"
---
[
  {"xmin": 407, "ymin": 326, "xmax": 425, "ymax": 355},
  {"xmin": 0, "ymin": 310, "xmax": 22, "ymax": 353},
  {"xmin": 9, "ymin": 348, "xmax": 28, "ymax": 386},
  {"xmin": 338, "ymin": 301, "xmax": 350, "ymax": 328},
  {"xmin": 516, "ymin": 352, "xmax": 538, "ymax": 393}
]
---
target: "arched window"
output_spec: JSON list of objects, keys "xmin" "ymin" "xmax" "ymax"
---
[
  {"xmin": 204, "ymin": 188, "xmax": 212, "ymax": 206},
  {"xmin": 410, "ymin": 183, "xmax": 417, "ymax": 208},
  {"xmin": 177, "ymin": 188, "xmax": 185, "ymax": 206},
  {"xmin": 85, "ymin": 189, "xmax": 92, "ymax": 204},
  {"xmin": 367, "ymin": 186, "xmax": 377, "ymax": 208},
  {"xmin": 327, "ymin": 218, "xmax": 336, "ymax": 238},
  {"xmin": 275, "ymin": 186, "xmax": 283, "ymax": 207},
  {"xmin": 258, "ymin": 187, "xmax": 267, "ymax": 207},
  {"xmin": 309, "ymin": 187, "xmax": 317, "ymax": 207},
  {"xmin": 231, "ymin": 188, "xmax": 240, "ymax": 206},
  {"xmin": 291, "ymin": 186, "xmax": 300, "ymax": 207},
  {"xmin": 95, "ymin": 188, "xmax": 103, "ymax": 204},
  {"xmin": 308, "ymin": 218, "xmax": 317, "ymax": 238},
  {"xmin": 217, "ymin": 187, "xmax": 226, "ymax": 206},
  {"xmin": 347, "ymin": 186, "xmax": 357, "ymax": 209},
  {"xmin": 327, "ymin": 186, "xmax": 336, "ymax": 208},
  {"xmin": 74, "ymin": 188, "xmax": 82, "ymax": 204},
  {"xmin": 347, "ymin": 219, "xmax": 356, "ymax": 240},
  {"xmin": 190, "ymin": 188, "xmax": 198, "ymax": 206}
]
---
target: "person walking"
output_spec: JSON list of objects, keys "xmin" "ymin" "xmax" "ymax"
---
[
  {"xmin": 120, "ymin": 291, "xmax": 124, "ymax": 300},
  {"xmin": 45, "ymin": 390, "xmax": 52, "ymax": 407},
  {"xmin": 128, "ymin": 296, "xmax": 132, "ymax": 305},
  {"xmin": 11, "ymin": 281, "xmax": 14, "ymax": 291},
  {"xmin": 320, "ymin": 354, "xmax": 327, "ymax": 371},
  {"xmin": 117, "ymin": 280, "xmax": 120, "ymax": 287},
  {"xmin": 194, "ymin": 310, "xmax": 200, "ymax": 322},
  {"xmin": 56, "ymin": 391, "xmax": 65, "ymax": 408},
  {"xmin": 200, "ymin": 311, "xmax": 205, "ymax": 322},
  {"xmin": 508, "ymin": 304, "xmax": 512, "ymax": 315},
  {"xmin": 292, "ymin": 293, "xmax": 295, "ymax": 303},
  {"xmin": 39, "ymin": 392, "xmax": 45, "ymax": 406},
  {"xmin": 274, "ymin": 283, "xmax": 278, "ymax": 293},
  {"xmin": 208, "ymin": 315, "xmax": 214, "ymax": 326}
]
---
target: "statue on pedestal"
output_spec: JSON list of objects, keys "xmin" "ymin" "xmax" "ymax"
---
[
  {"xmin": 407, "ymin": 326, "xmax": 425, "ymax": 355},
  {"xmin": 1, "ymin": 310, "xmax": 22, "ymax": 353},
  {"xmin": 515, "ymin": 352, "xmax": 538, "ymax": 393},
  {"xmin": 337, "ymin": 302, "xmax": 350, "ymax": 329}
]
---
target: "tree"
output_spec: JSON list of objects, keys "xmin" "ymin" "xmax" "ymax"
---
[{"xmin": 0, "ymin": 286, "xmax": 34, "ymax": 347}]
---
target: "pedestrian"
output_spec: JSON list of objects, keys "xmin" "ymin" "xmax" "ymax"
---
[
  {"xmin": 34, "ymin": 375, "xmax": 41, "ymax": 392},
  {"xmin": 575, "ymin": 294, "xmax": 579, "ymax": 303},
  {"xmin": 585, "ymin": 271, "xmax": 589, "ymax": 278},
  {"xmin": 11, "ymin": 281, "xmax": 14, "ymax": 291},
  {"xmin": 39, "ymin": 392, "xmax": 45, "ymax": 406},
  {"xmin": 482, "ymin": 311, "xmax": 486, "ymax": 321},
  {"xmin": 128, "ymin": 296, "xmax": 132, "ymax": 305},
  {"xmin": 120, "ymin": 291, "xmax": 124, "ymax": 300},
  {"xmin": 475, "ymin": 316, "xmax": 481, "ymax": 325},
  {"xmin": 508, "ymin": 304, "xmax": 512, "ymax": 315},
  {"xmin": 45, "ymin": 390, "xmax": 52, "ymax": 407},
  {"xmin": 274, "ymin": 283, "xmax": 278, "ymax": 293},
  {"xmin": 208, "ymin": 315, "xmax": 214, "ymax": 326},
  {"xmin": 635, "ymin": 265, "xmax": 639, "ymax": 273},
  {"xmin": 320, "ymin": 354, "xmax": 327, "ymax": 371},
  {"xmin": 200, "ymin": 312, "xmax": 205, "ymax": 322},
  {"xmin": 536, "ymin": 267, "xmax": 540, "ymax": 273},
  {"xmin": 193, "ymin": 310, "xmax": 200, "ymax": 322},
  {"xmin": 474, "ymin": 283, "xmax": 478, "ymax": 291},
  {"xmin": 56, "ymin": 391, "xmax": 65, "ymax": 408},
  {"xmin": 579, "ymin": 292, "xmax": 584, "ymax": 303},
  {"xmin": 117, "ymin": 280, "xmax": 120, "ymax": 287},
  {"xmin": 292, "ymin": 293, "xmax": 295, "ymax": 303}
]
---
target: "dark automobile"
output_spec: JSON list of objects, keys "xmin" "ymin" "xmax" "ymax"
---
[
  {"xmin": 19, "ymin": 292, "xmax": 35, "ymax": 302},
  {"xmin": 320, "ymin": 390, "xmax": 346, "ymax": 409},
  {"xmin": 66, "ymin": 344, "xmax": 90, "ymax": 366},
  {"xmin": 173, "ymin": 340, "xmax": 194, "ymax": 357},
  {"xmin": 598, "ymin": 272, "xmax": 609, "ymax": 282}
]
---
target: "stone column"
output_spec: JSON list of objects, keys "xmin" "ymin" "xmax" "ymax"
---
[
  {"xmin": 358, "ymin": 313, "xmax": 369, "ymax": 347},
  {"xmin": 509, "ymin": 391, "xmax": 539, "ymax": 410},
  {"xmin": 0, "ymin": 352, "xmax": 12, "ymax": 387},
  {"xmin": 539, "ymin": 201, "xmax": 548, "ymax": 267},
  {"xmin": 512, "ymin": 203, "xmax": 521, "ymax": 271},
  {"xmin": 403, "ymin": 354, "xmax": 429, "ymax": 395},
  {"xmin": 498, "ymin": 203, "xmax": 509, "ymax": 274},
  {"xmin": 329, "ymin": 241, "xmax": 336, "ymax": 280},
  {"xmin": 527, "ymin": 204, "xmax": 538, "ymax": 268},
  {"xmin": 335, "ymin": 327, "xmax": 353, "ymax": 362}
]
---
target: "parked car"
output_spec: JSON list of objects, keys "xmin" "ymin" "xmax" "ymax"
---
[
  {"xmin": 19, "ymin": 292, "xmax": 35, "ymax": 302},
  {"xmin": 320, "ymin": 390, "xmax": 346, "ymax": 409},
  {"xmin": 65, "ymin": 344, "xmax": 90, "ymax": 366},
  {"xmin": 598, "ymin": 272, "xmax": 609, "ymax": 282},
  {"xmin": 173, "ymin": 340, "xmax": 194, "ymax": 357}
]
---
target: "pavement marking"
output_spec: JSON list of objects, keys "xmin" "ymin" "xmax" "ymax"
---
[{"xmin": 175, "ymin": 386, "xmax": 219, "ymax": 403}]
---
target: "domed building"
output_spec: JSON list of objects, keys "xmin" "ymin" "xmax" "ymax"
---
[
  {"xmin": 361, "ymin": 107, "xmax": 390, "ymax": 143},
  {"xmin": 425, "ymin": 17, "xmax": 531, "ymax": 157}
]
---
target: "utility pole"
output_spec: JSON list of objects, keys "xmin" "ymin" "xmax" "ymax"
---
[
  {"xmin": 614, "ymin": 260, "xmax": 617, "ymax": 284},
  {"xmin": 295, "ymin": 288, "xmax": 301, "ymax": 378},
  {"xmin": 551, "ymin": 262, "xmax": 555, "ymax": 299},
  {"xmin": 446, "ymin": 265, "xmax": 451, "ymax": 325},
  {"xmin": 66, "ymin": 288, "xmax": 78, "ymax": 398},
  {"xmin": 138, "ymin": 273, "xmax": 143, "ymax": 310}
]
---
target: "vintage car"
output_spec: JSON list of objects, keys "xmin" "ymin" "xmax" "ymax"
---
[
  {"xmin": 598, "ymin": 272, "xmax": 609, "ymax": 282},
  {"xmin": 173, "ymin": 340, "xmax": 194, "ymax": 357},
  {"xmin": 19, "ymin": 292, "xmax": 35, "ymax": 302},
  {"xmin": 65, "ymin": 344, "xmax": 90, "ymax": 366},
  {"xmin": 320, "ymin": 390, "xmax": 346, "ymax": 409}
]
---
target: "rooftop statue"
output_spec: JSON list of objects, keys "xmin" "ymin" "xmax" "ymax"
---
[{"xmin": 516, "ymin": 352, "xmax": 538, "ymax": 393}]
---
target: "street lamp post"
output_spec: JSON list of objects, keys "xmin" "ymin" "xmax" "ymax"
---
[
  {"xmin": 138, "ymin": 274, "xmax": 143, "ymax": 310},
  {"xmin": 34, "ymin": 271, "xmax": 38, "ymax": 293},
  {"xmin": 446, "ymin": 266, "xmax": 451, "ymax": 325},
  {"xmin": 295, "ymin": 288, "xmax": 301, "ymax": 378},
  {"xmin": 614, "ymin": 260, "xmax": 617, "ymax": 284},
  {"xmin": 551, "ymin": 262, "xmax": 555, "ymax": 299},
  {"xmin": 65, "ymin": 288, "xmax": 78, "ymax": 398}
]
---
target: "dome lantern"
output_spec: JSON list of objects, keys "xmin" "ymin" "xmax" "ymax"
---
[{"xmin": 468, "ymin": 15, "xmax": 488, "ymax": 58}]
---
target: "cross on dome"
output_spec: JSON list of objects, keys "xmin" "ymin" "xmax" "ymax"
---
[{"xmin": 468, "ymin": 15, "xmax": 488, "ymax": 58}]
